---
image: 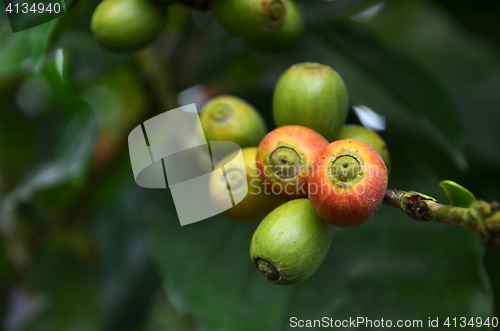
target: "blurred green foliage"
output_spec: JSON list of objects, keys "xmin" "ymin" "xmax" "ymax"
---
[{"xmin": 0, "ymin": 0, "xmax": 499, "ymax": 330}]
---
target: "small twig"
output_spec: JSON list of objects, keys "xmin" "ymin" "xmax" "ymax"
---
[
  {"xmin": 383, "ymin": 189, "xmax": 500, "ymax": 246},
  {"xmin": 136, "ymin": 46, "xmax": 179, "ymax": 112}
]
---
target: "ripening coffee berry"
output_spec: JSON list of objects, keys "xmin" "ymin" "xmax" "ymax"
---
[
  {"xmin": 199, "ymin": 95, "xmax": 267, "ymax": 148},
  {"xmin": 246, "ymin": 0, "xmax": 305, "ymax": 51},
  {"xmin": 212, "ymin": 0, "xmax": 285, "ymax": 40},
  {"xmin": 337, "ymin": 125, "xmax": 391, "ymax": 174},
  {"xmin": 250, "ymin": 199, "xmax": 334, "ymax": 285},
  {"xmin": 212, "ymin": 0, "xmax": 304, "ymax": 50},
  {"xmin": 91, "ymin": 0, "xmax": 166, "ymax": 52},
  {"xmin": 273, "ymin": 62, "xmax": 349, "ymax": 142},
  {"xmin": 209, "ymin": 147, "xmax": 285, "ymax": 222},
  {"xmin": 256, "ymin": 125, "xmax": 329, "ymax": 200},
  {"xmin": 273, "ymin": 0, "xmax": 305, "ymax": 48},
  {"xmin": 309, "ymin": 139, "xmax": 388, "ymax": 227}
]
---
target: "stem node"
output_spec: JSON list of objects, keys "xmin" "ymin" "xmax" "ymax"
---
[{"xmin": 383, "ymin": 189, "xmax": 500, "ymax": 246}]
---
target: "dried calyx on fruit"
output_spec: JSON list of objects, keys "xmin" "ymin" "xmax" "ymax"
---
[
  {"xmin": 256, "ymin": 125, "xmax": 329, "ymax": 199},
  {"xmin": 309, "ymin": 138, "xmax": 388, "ymax": 227},
  {"xmin": 337, "ymin": 125, "xmax": 391, "ymax": 174},
  {"xmin": 273, "ymin": 62, "xmax": 349, "ymax": 141},
  {"xmin": 199, "ymin": 95, "xmax": 267, "ymax": 148},
  {"xmin": 250, "ymin": 199, "xmax": 334, "ymax": 285},
  {"xmin": 91, "ymin": 0, "xmax": 166, "ymax": 52}
]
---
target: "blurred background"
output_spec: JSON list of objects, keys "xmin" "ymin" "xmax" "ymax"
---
[{"xmin": 1, "ymin": 0, "xmax": 500, "ymax": 330}]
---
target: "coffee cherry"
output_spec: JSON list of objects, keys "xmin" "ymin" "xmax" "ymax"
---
[
  {"xmin": 309, "ymin": 139, "xmax": 388, "ymax": 227},
  {"xmin": 273, "ymin": 0, "xmax": 305, "ymax": 48},
  {"xmin": 212, "ymin": 0, "xmax": 285, "ymax": 40},
  {"xmin": 256, "ymin": 125, "xmax": 329, "ymax": 200},
  {"xmin": 250, "ymin": 199, "xmax": 333, "ymax": 285},
  {"xmin": 273, "ymin": 62, "xmax": 349, "ymax": 141},
  {"xmin": 209, "ymin": 147, "xmax": 285, "ymax": 222},
  {"xmin": 246, "ymin": 0, "xmax": 305, "ymax": 51},
  {"xmin": 91, "ymin": 0, "xmax": 166, "ymax": 52},
  {"xmin": 337, "ymin": 125, "xmax": 391, "ymax": 174},
  {"xmin": 212, "ymin": 0, "xmax": 304, "ymax": 50},
  {"xmin": 200, "ymin": 95, "xmax": 267, "ymax": 148}
]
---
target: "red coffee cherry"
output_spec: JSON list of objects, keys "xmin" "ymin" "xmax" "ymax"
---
[
  {"xmin": 256, "ymin": 125, "xmax": 329, "ymax": 200},
  {"xmin": 309, "ymin": 138, "xmax": 388, "ymax": 227}
]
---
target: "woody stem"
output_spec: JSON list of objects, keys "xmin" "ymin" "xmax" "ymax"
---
[{"xmin": 383, "ymin": 189, "xmax": 500, "ymax": 246}]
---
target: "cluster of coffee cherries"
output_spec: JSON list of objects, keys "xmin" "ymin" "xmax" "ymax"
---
[
  {"xmin": 90, "ymin": 0, "xmax": 304, "ymax": 52},
  {"xmin": 204, "ymin": 62, "xmax": 390, "ymax": 285}
]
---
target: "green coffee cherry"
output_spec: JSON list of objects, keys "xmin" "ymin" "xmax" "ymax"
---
[
  {"xmin": 273, "ymin": 62, "xmax": 349, "ymax": 142},
  {"xmin": 200, "ymin": 95, "xmax": 267, "ymax": 148},
  {"xmin": 246, "ymin": 0, "xmax": 305, "ymax": 51},
  {"xmin": 250, "ymin": 199, "xmax": 334, "ymax": 285},
  {"xmin": 212, "ymin": 0, "xmax": 285, "ymax": 41},
  {"xmin": 337, "ymin": 125, "xmax": 391, "ymax": 174},
  {"xmin": 212, "ymin": 0, "xmax": 304, "ymax": 50},
  {"xmin": 91, "ymin": 0, "xmax": 166, "ymax": 52},
  {"xmin": 210, "ymin": 147, "xmax": 285, "ymax": 222},
  {"xmin": 273, "ymin": 0, "xmax": 304, "ymax": 49}
]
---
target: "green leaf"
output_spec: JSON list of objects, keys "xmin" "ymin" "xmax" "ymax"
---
[
  {"xmin": 310, "ymin": 22, "xmax": 467, "ymax": 171},
  {"xmin": 19, "ymin": 249, "xmax": 102, "ymax": 331},
  {"xmin": 0, "ymin": 19, "xmax": 53, "ymax": 76},
  {"xmin": 143, "ymin": 290, "xmax": 195, "ymax": 331},
  {"xmin": 1, "ymin": 59, "xmax": 97, "ymax": 213},
  {"xmin": 0, "ymin": 4, "xmax": 126, "ymax": 80},
  {"xmin": 146, "ymin": 194, "xmax": 493, "ymax": 330},
  {"xmin": 92, "ymin": 172, "xmax": 163, "ymax": 331},
  {"xmin": 439, "ymin": 180, "xmax": 476, "ymax": 208}
]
